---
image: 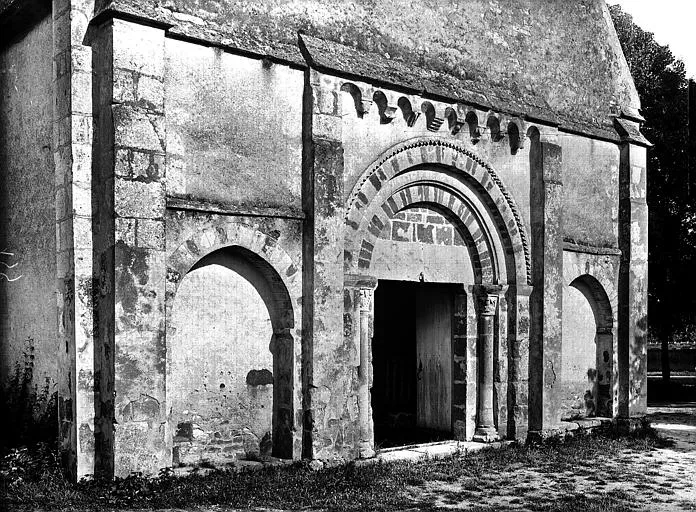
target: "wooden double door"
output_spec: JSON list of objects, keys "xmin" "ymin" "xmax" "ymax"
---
[{"xmin": 372, "ymin": 281, "xmax": 453, "ymax": 443}]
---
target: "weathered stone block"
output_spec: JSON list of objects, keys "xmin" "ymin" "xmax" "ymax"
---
[
  {"xmin": 137, "ymin": 219, "xmax": 165, "ymax": 250},
  {"xmin": 435, "ymin": 225, "xmax": 453, "ymax": 245},
  {"xmin": 313, "ymin": 113, "xmax": 342, "ymax": 142},
  {"xmin": 114, "ymin": 179, "xmax": 165, "ymax": 219},
  {"xmin": 73, "ymin": 182, "xmax": 91, "ymax": 217},
  {"xmin": 116, "ymin": 218, "xmax": 137, "ymax": 245},
  {"xmin": 72, "ymin": 71, "xmax": 92, "ymax": 115},
  {"xmin": 113, "ymin": 106, "xmax": 164, "ymax": 152},
  {"xmin": 315, "ymin": 88, "xmax": 338, "ymax": 115},
  {"xmin": 416, "ymin": 223, "xmax": 434, "ymax": 243},
  {"xmin": 115, "ymin": 149, "xmax": 131, "ymax": 177},
  {"xmin": 114, "ymin": 69, "xmax": 164, "ymax": 112}
]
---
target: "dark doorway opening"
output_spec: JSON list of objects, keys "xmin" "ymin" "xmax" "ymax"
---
[{"xmin": 372, "ymin": 280, "xmax": 455, "ymax": 448}]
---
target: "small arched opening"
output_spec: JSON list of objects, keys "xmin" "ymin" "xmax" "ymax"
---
[
  {"xmin": 167, "ymin": 246, "xmax": 295, "ymax": 466},
  {"xmin": 562, "ymin": 274, "xmax": 614, "ymax": 419}
]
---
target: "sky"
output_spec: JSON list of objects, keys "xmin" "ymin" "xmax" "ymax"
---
[{"xmin": 610, "ymin": 0, "xmax": 696, "ymax": 79}]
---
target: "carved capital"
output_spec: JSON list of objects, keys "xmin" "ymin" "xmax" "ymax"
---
[
  {"xmin": 475, "ymin": 284, "xmax": 503, "ymax": 316},
  {"xmin": 478, "ymin": 294, "xmax": 499, "ymax": 316},
  {"xmin": 358, "ymin": 288, "xmax": 373, "ymax": 312}
]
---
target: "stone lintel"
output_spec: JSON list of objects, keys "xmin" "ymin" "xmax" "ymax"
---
[
  {"xmin": 166, "ymin": 196, "xmax": 305, "ymax": 220},
  {"xmin": 563, "ymin": 241, "xmax": 622, "ymax": 256}
]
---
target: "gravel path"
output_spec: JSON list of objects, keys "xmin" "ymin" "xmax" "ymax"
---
[{"xmin": 412, "ymin": 406, "xmax": 696, "ymax": 511}]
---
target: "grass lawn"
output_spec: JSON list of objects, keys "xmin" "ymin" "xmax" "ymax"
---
[{"xmin": 1, "ymin": 427, "xmax": 673, "ymax": 512}]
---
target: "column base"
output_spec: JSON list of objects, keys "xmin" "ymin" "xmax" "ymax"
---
[
  {"xmin": 613, "ymin": 417, "xmax": 648, "ymax": 435},
  {"xmin": 358, "ymin": 441, "xmax": 375, "ymax": 459},
  {"xmin": 472, "ymin": 427, "xmax": 500, "ymax": 443}
]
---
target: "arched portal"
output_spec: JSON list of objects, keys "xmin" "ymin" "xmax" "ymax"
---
[
  {"xmin": 344, "ymin": 138, "xmax": 531, "ymax": 452},
  {"xmin": 562, "ymin": 274, "xmax": 614, "ymax": 419},
  {"xmin": 166, "ymin": 244, "xmax": 296, "ymax": 465}
]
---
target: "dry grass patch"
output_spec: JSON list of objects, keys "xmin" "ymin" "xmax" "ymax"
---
[{"xmin": 1, "ymin": 426, "xmax": 675, "ymax": 511}]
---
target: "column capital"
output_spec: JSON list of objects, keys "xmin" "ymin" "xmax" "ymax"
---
[
  {"xmin": 478, "ymin": 294, "xmax": 498, "ymax": 316},
  {"xmin": 358, "ymin": 288, "xmax": 373, "ymax": 312},
  {"xmin": 473, "ymin": 284, "xmax": 504, "ymax": 315}
]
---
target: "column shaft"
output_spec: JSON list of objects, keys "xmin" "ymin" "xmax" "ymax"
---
[
  {"xmin": 358, "ymin": 288, "xmax": 375, "ymax": 457},
  {"xmin": 474, "ymin": 290, "xmax": 500, "ymax": 442}
]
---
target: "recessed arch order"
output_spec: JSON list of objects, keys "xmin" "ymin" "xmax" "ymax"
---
[{"xmin": 344, "ymin": 138, "xmax": 531, "ymax": 286}]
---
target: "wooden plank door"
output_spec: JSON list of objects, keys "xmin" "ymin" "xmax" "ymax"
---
[{"xmin": 416, "ymin": 285, "xmax": 452, "ymax": 432}]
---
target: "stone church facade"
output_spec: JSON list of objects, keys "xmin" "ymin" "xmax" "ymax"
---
[{"xmin": 0, "ymin": 0, "xmax": 650, "ymax": 479}]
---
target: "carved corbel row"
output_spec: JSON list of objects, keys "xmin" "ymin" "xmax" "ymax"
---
[
  {"xmin": 340, "ymin": 83, "xmax": 374, "ymax": 118},
  {"xmin": 422, "ymin": 101, "xmax": 445, "ymax": 131},
  {"xmin": 338, "ymin": 82, "xmax": 528, "ymax": 155},
  {"xmin": 397, "ymin": 97, "xmax": 421, "ymax": 127},
  {"xmin": 506, "ymin": 118, "xmax": 526, "ymax": 152},
  {"xmin": 462, "ymin": 108, "xmax": 482, "ymax": 144},
  {"xmin": 373, "ymin": 91, "xmax": 399, "ymax": 124}
]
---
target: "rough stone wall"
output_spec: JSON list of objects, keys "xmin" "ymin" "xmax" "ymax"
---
[
  {"xmin": 110, "ymin": 0, "xmax": 640, "ymax": 122},
  {"xmin": 0, "ymin": 14, "xmax": 57, "ymax": 442},
  {"xmin": 370, "ymin": 207, "xmax": 475, "ymax": 284},
  {"xmin": 165, "ymin": 38, "xmax": 303, "ymax": 212},
  {"xmin": 0, "ymin": 0, "xmax": 649, "ymax": 479},
  {"xmin": 168, "ymin": 261, "xmax": 274, "ymax": 465}
]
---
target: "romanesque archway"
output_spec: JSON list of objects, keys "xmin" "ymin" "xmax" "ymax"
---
[
  {"xmin": 344, "ymin": 138, "xmax": 531, "ymax": 452},
  {"xmin": 345, "ymin": 138, "xmax": 530, "ymax": 285},
  {"xmin": 562, "ymin": 274, "xmax": 614, "ymax": 418},
  {"xmin": 166, "ymin": 225, "xmax": 300, "ymax": 463}
]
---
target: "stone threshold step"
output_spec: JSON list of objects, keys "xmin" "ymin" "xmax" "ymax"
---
[{"xmin": 364, "ymin": 439, "xmax": 513, "ymax": 464}]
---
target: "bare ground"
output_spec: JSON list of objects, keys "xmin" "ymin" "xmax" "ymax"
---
[{"xmin": 405, "ymin": 407, "xmax": 696, "ymax": 511}]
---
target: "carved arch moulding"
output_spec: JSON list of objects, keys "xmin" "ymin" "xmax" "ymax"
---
[
  {"xmin": 344, "ymin": 138, "xmax": 532, "ymax": 286},
  {"xmin": 166, "ymin": 223, "xmax": 302, "ymax": 327}
]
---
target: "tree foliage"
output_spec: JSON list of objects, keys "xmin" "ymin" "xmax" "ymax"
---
[{"xmin": 609, "ymin": 5, "xmax": 695, "ymax": 342}]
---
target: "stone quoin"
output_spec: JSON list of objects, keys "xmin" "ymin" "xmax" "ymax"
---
[{"xmin": 0, "ymin": 0, "xmax": 650, "ymax": 479}]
